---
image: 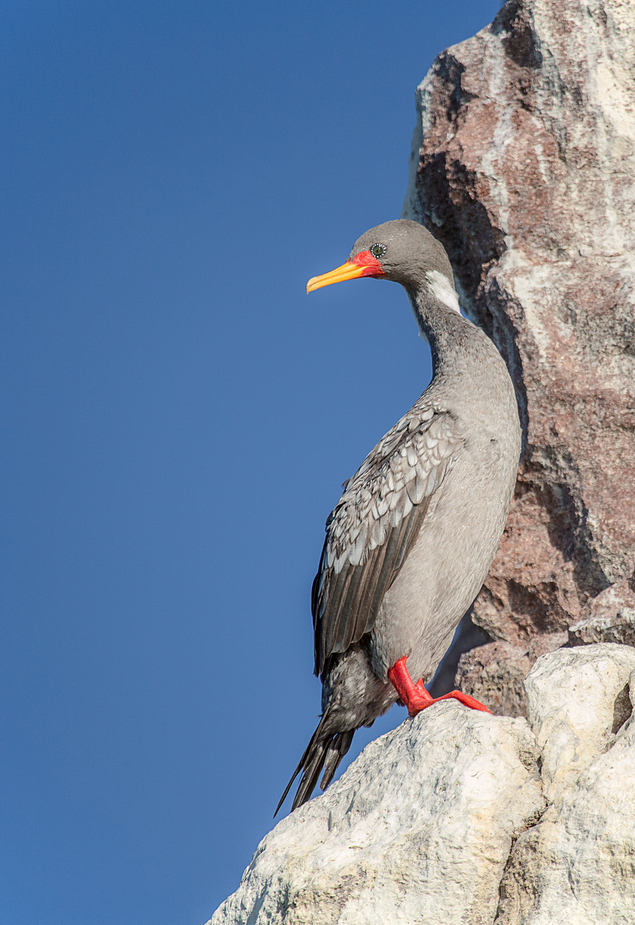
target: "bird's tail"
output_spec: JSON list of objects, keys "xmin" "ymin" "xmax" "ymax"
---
[{"xmin": 275, "ymin": 719, "xmax": 355, "ymax": 815}]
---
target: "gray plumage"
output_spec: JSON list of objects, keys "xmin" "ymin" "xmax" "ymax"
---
[{"xmin": 277, "ymin": 220, "xmax": 521, "ymax": 814}]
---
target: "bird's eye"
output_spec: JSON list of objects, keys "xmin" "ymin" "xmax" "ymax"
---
[{"xmin": 370, "ymin": 243, "xmax": 386, "ymax": 259}]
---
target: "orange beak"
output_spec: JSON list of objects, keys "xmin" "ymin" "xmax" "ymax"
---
[{"xmin": 306, "ymin": 250, "xmax": 385, "ymax": 293}]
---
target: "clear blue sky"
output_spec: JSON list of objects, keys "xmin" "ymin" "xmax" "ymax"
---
[{"xmin": 2, "ymin": 2, "xmax": 500, "ymax": 923}]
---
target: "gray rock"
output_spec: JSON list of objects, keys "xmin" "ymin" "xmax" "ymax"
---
[
  {"xmin": 455, "ymin": 634, "xmax": 567, "ymax": 719},
  {"xmin": 210, "ymin": 705, "xmax": 543, "ymax": 925},
  {"xmin": 209, "ymin": 646, "xmax": 635, "ymax": 925},
  {"xmin": 496, "ymin": 644, "xmax": 635, "ymax": 924},
  {"xmin": 569, "ymin": 581, "xmax": 635, "ymax": 647},
  {"xmin": 525, "ymin": 644, "xmax": 635, "ymax": 804}
]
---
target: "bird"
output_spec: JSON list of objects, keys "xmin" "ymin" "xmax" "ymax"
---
[{"xmin": 276, "ymin": 219, "xmax": 521, "ymax": 814}]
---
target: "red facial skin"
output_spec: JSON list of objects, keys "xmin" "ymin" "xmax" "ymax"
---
[{"xmin": 349, "ymin": 250, "xmax": 386, "ymax": 277}]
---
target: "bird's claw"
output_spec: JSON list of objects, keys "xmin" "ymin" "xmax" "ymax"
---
[
  {"xmin": 388, "ymin": 655, "xmax": 492, "ymax": 716},
  {"xmin": 431, "ymin": 689, "xmax": 492, "ymax": 714}
]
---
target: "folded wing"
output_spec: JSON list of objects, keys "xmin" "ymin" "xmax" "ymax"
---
[{"xmin": 313, "ymin": 401, "xmax": 463, "ymax": 675}]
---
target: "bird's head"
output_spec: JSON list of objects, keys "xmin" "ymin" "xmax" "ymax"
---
[{"xmin": 306, "ymin": 219, "xmax": 455, "ymax": 297}]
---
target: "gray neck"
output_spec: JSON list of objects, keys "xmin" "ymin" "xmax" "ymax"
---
[{"xmin": 407, "ymin": 288, "xmax": 487, "ymax": 382}]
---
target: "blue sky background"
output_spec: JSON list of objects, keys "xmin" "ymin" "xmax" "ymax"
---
[{"xmin": 2, "ymin": 2, "xmax": 500, "ymax": 923}]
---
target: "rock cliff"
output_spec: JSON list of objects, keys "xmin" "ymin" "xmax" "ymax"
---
[{"xmin": 403, "ymin": 0, "xmax": 635, "ymax": 713}]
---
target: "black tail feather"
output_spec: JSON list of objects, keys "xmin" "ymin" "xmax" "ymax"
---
[
  {"xmin": 320, "ymin": 729, "xmax": 354, "ymax": 791},
  {"xmin": 275, "ymin": 722, "xmax": 355, "ymax": 816}
]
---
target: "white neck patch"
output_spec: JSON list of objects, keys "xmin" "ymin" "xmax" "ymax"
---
[{"xmin": 425, "ymin": 270, "xmax": 461, "ymax": 314}]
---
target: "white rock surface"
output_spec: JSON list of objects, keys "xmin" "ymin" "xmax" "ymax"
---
[
  {"xmin": 497, "ymin": 644, "xmax": 635, "ymax": 925},
  {"xmin": 524, "ymin": 644, "xmax": 635, "ymax": 804},
  {"xmin": 210, "ymin": 705, "xmax": 543, "ymax": 925},
  {"xmin": 209, "ymin": 646, "xmax": 635, "ymax": 925}
]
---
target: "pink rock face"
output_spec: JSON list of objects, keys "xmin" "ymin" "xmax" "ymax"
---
[{"xmin": 404, "ymin": 0, "xmax": 635, "ymax": 712}]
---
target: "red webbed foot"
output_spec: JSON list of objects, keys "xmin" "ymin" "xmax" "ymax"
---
[{"xmin": 387, "ymin": 655, "xmax": 492, "ymax": 717}]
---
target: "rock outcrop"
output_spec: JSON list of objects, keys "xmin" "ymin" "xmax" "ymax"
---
[
  {"xmin": 497, "ymin": 645, "xmax": 635, "ymax": 924},
  {"xmin": 403, "ymin": 0, "xmax": 635, "ymax": 713},
  {"xmin": 209, "ymin": 645, "xmax": 635, "ymax": 924}
]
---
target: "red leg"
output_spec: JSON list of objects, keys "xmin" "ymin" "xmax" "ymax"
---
[{"xmin": 388, "ymin": 655, "xmax": 492, "ymax": 717}]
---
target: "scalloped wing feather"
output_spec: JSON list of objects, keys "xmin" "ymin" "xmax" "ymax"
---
[{"xmin": 313, "ymin": 403, "xmax": 463, "ymax": 674}]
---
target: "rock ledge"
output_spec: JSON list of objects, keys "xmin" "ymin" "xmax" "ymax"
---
[{"xmin": 210, "ymin": 645, "xmax": 635, "ymax": 925}]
